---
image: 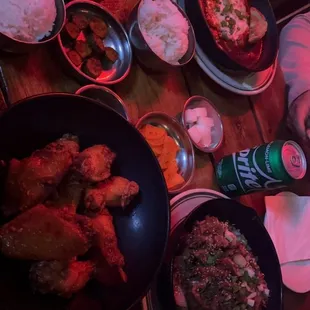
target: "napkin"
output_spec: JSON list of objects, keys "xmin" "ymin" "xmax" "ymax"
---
[{"xmin": 264, "ymin": 192, "xmax": 310, "ymax": 293}]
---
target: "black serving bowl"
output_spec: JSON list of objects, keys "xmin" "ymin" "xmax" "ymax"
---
[
  {"xmin": 159, "ymin": 198, "xmax": 283, "ymax": 310},
  {"xmin": 0, "ymin": 0, "xmax": 66, "ymax": 53},
  {"xmin": 0, "ymin": 93, "xmax": 170, "ymax": 310},
  {"xmin": 184, "ymin": 0, "xmax": 278, "ymax": 72},
  {"xmin": 76, "ymin": 84, "xmax": 130, "ymax": 121}
]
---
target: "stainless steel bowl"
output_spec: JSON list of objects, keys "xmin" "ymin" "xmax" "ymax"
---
[
  {"xmin": 136, "ymin": 112, "xmax": 195, "ymax": 194},
  {"xmin": 126, "ymin": 1, "xmax": 196, "ymax": 71},
  {"xmin": 76, "ymin": 84, "xmax": 130, "ymax": 121},
  {"xmin": 0, "ymin": 0, "xmax": 66, "ymax": 53},
  {"xmin": 182, "ymin": 96, "xmax": 223, "ymax": 153},
  {"xmin": 57, "ymin": 1, "xmax": 132, "ymax": 85}
]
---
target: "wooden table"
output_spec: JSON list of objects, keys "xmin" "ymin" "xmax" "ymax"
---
[{"xmin": 0, "ymin": 42, "xmax": 307, "ymax": 310}]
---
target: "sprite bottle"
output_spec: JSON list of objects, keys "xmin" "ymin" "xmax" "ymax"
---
[{"xmin": 216, "ymin": 140, "xmax": 307, "ymax": 196}]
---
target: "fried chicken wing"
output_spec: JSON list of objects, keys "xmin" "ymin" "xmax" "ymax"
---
[
  {"xmin": 0, "ymin": 205, "xmax": 90, "ymax": 260},
  {"xmin": 84, "ymin": 184, "xmax": 106, "ymax": 215},
  {"xmin": 72, "ymin": 145, "xmax": 115, "ymax": 182},
  {"xmin": 30, "ymin": 260, "xmax": 94, "ymax": 297},
  {"xmin": 47, "ymin": 170, "xmax": 85, "ymax": 214},
  {"xmin": 85, "ymin": 176, "xmax": 139, "ymax": 213},
  {"xmin": 95, "ymin": 262, "xmax": 127, "ymax": 286},
  {"xmin": 3, "ymin": 134, "xmax": 79, "ymax": 217},
  {"xmin": 89, "ymin": 248, "xmax": 127, "ymax": 286},
  {"xmin": 91, "ymin": 210, "xmax": 124, "ymax": 267}
]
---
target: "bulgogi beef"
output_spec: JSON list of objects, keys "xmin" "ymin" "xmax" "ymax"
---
[
  {"xmin": 75, "ymin": 40, "xmax": 92, "ymax": 59},
  {"xmin": 88, "ymin": 33, "xmax": 106, "ymax": 54},
  {"xmin": 89, "ymin": 17, "xmax": 108, "ymax": 38},
  {"xmin": 82, "ymin": 57, "xmax": 103, "ymax": 78},
  {"xmin": 105, "ymin": 47, "xmax": 119, "ymax": 63},
  {"xmin": 72, "ymin": 13, "xmax": 89, "ymax": 30},
  {"xmin": 67, "ymin": 50, "xmax": 83, "ymax": 66},
  {"xmin": 63, "ymin": 22, "xmax": 80, "ymax": 40}
]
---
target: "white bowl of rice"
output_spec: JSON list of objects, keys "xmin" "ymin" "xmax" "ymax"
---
[
  {"xmin": 127, "ymin": 0, "xmax": 195, "ymax": 70},
  {"xmin": 0, "ymin": 0, "xmax": 66, "ymax": 53}
]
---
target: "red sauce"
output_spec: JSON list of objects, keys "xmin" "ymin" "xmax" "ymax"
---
[
  {"xmin": 199, "ymin": 0, "xmax": 263, "ymax": 69},
  {"xmin": 218, "ymin": 37, "xmax": 263, "ymax": 68}
]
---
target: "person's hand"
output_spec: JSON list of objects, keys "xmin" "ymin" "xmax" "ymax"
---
[{"xmin": 287, "ymin": 90, "xmax": 310, "ymax": 141}]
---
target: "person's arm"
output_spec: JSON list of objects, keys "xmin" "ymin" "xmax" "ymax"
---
[
  {"xmin": 287, "ymin": 90, "xmax": 310, "ymax": 140},
  {"xmin": 279, "ymin": 12, "xmax": 310, "ymax": 106}
]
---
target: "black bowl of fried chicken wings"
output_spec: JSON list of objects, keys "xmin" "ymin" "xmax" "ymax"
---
[
  {"xmin": 161, "ymin": 199, "xmax": 282, "ymax": 310},
  {"xmin": 184, "ymin": 0, "xmax": 278, "ymax": 72},
  {"xmin": 0, "ymin": 93, "xmax": 170, "ymax": 310}
]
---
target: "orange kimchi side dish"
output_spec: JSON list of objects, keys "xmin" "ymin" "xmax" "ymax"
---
[
  {"xmin": 173, "ymin": 216, "xmax": 270, "ymax": 310},
  {"xmin": 199, "ymin": 0, "xmax": 264, "ymax": 67}
]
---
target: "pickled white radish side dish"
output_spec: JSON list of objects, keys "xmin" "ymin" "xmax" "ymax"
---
[{"xmin": 185, "ymin": 107, "xmax": 214, "ymax": 148}]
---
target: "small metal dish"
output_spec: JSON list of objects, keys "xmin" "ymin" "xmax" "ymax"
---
[
  {"xmin": 76, "ymin": 84, "xmax": 130, "ymax": 121},
  {"xmin": 126, "ymin": 1, "xmax": 196, "ymax": 71},
  {"xmin": 182, "ymin": 96, "xmax": 223, "ymax": 153},
  {"xmin": 0, "ymin": 0, "xmax": 66, "ymax": 53},
  {"xmin": 136, "ymin": 112, "xmax": 195, "ymax": 195},
  {"xmin": 57, "ymin": 0, "xmax": 132, "ymax": 85}
]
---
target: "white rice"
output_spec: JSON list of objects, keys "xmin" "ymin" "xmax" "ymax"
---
[
  {"xmin": 0, "ymin": 0, "xmax": 57, "ymax": 42},
  {"xmin": 138, "ymin": 0, "xmax": 189, "ymax": 65}
]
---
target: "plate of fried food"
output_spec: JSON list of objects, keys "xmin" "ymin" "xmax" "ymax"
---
[
  {"xmin": 184, "ymin": 0, "xmax": 278, "ymax": 72},
  {"xmin": 57, "ymin": 0, "xmax": 132, "ymax": 85},
  {"xmin": 0, "ymin": 93, "xmax": 170, "ymax": 310},
  {"xmin": 136, "ymin": 112, "xmax": 195, "ymax": 195}
]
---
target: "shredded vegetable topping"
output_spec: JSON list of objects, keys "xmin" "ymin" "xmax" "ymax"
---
[{"xmin": 173, "ymin": 216, "xmax": 269, "ymax": 310}]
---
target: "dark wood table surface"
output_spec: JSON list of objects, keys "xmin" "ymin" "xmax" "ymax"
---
[{"xmin": 0, "ymin": 39, "xmax": 308, "ymax": 310}]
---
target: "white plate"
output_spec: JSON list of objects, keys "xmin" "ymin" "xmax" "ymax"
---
[
  {"xmin": 170, "ymin": 188, "xmax": 229, "ymax": 231},
  {"xmin": 143, "ymin": 188, "xmax": 229, "ymax": 310},
  {"xmin": 195, "ymin": 44, "xmax": 277, "ymax": 96}
]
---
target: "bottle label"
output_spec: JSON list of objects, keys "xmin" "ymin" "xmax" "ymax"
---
[{"xmin": 232, "ymin": 145, "xmax": 284, "ymax": 193}]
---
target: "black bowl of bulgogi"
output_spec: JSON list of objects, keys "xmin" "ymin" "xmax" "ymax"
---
[
  {"xmin": 57, "ymin": 1, "xmax": 132, "ymax": 85},
  {"xmin": 184, "ymin": 0, "xmax": 278, "ymax": 72},
  {"xmin": 164, "ymin": 199, "xmax": 282, "ymax": 310}
]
